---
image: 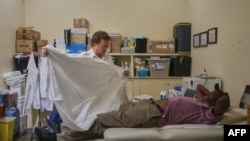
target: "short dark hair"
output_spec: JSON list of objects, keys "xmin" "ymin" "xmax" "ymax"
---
[{"xmin": 91, "ymin": 31, "xmax": 111, "ymax": 46}]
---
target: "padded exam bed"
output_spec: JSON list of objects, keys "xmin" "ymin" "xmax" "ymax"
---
[{"xmin": 103, "ymin": 107, "xmax": 247, "ymax": 141}]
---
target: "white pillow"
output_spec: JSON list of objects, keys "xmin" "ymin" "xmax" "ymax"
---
[{"xmin": 217, "ymin": 107, "xmax": 247, "ymax": 125}]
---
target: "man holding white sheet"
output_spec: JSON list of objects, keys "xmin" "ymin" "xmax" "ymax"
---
[{"xmin": 33, "ymin": 30, "xmax": 131, "ymax": 139}]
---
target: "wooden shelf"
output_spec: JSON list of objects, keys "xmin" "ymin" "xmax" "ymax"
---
[
  {"xmin": 110, "ymin": 53, "xmax": 190, "ymax": 77},
  {"xmin": 110, "ymin": 53, "xmax": 190, "ymax": 56}
]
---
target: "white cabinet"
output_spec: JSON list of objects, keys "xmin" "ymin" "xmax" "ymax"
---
[
  {"xmin": 128, "ymin": 78, "xmax": 182, "ymax": 99},
  {"xmin": 140, "ymin": 79, "xmax": 166, "ymax": 99},
  {"xmin": 182, "ymin": 77, "xmax": 222, "ymax": 92}
]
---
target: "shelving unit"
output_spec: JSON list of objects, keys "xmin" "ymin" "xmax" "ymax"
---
[
  {"xmin": 110, "ymin": 53, "xmax": 191, "ymax": 77},
  {"xmin": 110, "ymin": 53, "xmax": 191, "ymax": 99}
]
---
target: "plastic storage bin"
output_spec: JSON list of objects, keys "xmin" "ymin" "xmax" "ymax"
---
[
  {"xmin": 0, "ymin": 117, "xmax": 16, "ymax": 141},
  {"xmin": 147, "ymin": 58, "xmax": 170, "ymax": 77}
]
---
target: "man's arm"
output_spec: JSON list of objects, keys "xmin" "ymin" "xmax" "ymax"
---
[
  {"xmin": 195, "ymin": 84, "xmax": 210, "ymax": 99},
  {"xmin": 213, "ymin": 94, "xmax": 230, "ymax": 115}
]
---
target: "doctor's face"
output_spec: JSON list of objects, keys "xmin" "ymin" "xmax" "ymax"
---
[{"xmin": 93, "ymin": 39, "xmax": 110, "ymax": 57}]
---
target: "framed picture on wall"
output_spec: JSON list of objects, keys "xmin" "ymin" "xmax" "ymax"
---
[
  {"xmin": 208, "ymin": 27, "xmax": 217, "ymax": 44},
  {"xmin": 193, "ymin": 33, "xmax": 200, "ymax": 48},
  {"xmin": 200, "ymin": 31, "xmax": 208, "ymax": 47}
]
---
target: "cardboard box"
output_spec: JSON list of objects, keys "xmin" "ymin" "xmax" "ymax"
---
[
  {"xmin": 16, "ymin": 27, "xmax": 41, "ymax": 40},
  {"xmin": 73, "ymin": 18, "xmax": 88, "ymax": 28},
  {"xmin": 151, "ymin": 41, "xmax": 175, "ymax": 53},
  {"xmin": 111, "ymin": 44, "xmax": 120, "ymax": 53},
  {"xmin": 109, "ymin": 33, "xmax": 121, "ymax": 53},
  {"xmin": 16, "ymin": 40, "xmax": 34, "ymax": 53},
  {"xmin": 110, "ymin": 36, "xmax": 121, "ymax": 45},
  {"xmin": 36, "ymin": 40, "xmax": 48, "ymax": 53}
]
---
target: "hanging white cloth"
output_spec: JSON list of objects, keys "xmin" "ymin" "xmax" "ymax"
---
[
  {"xmin": 40, "ymin": 45, "xmax": 130, "ymax": 131},
  {"xmin": 23, "ymin": 53, "xmax": 41, "ymax": 114},
  {"xmin": 23, "ymin": 53, "xmax": 54, "ymax": 113}
]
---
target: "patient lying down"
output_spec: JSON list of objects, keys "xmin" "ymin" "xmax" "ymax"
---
[{"xmin": 34, "ymin": 84, "xmax": 230, "ymax": 141}]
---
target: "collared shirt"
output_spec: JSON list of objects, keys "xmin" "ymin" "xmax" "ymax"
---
[
  {"xmin": 157, "ymin": 96, "xmax": 222, "ymax": 127},
  {"xmin": 78, "ymin": 48, "xmax": 113, "ymax": 63}
]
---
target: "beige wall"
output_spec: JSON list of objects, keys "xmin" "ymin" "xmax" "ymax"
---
[
  {"xmin": 187, "ymin": 0, "xmax": 250, "ymax": 106},
  {"xmin": 24, "ymin": 0, "xmax": 188, "ymax": 42},
  {"xmin": 0, "ymin": 0, "xmax": 25, "ymax": 88}
]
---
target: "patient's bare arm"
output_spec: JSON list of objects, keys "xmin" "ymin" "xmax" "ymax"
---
[
  {"xmin": 195, "ymin": 84, "xmax": 210, "ymax": 99},
  {"xmin": 213, "ymin": 95, "xmax": 230, "ymax": 115}
]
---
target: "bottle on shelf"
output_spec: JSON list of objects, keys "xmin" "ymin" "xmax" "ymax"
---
[
  {"xmin": 123, "ymin": 37, "xmax": 128, "ymax": 47},
  {"xmin": 200, "ymin": 68, "xmax": 208, "ymax": 79},
  {"xmin": 128, "ymin": 38, "xmax": 135, "ymax": 47},
  {"xmin": 160, "ymin": 90, "xmax": 167, "ymax": 100}
]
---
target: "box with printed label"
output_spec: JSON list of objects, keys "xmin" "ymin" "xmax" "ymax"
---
[
  {"xmin": 16, "ymin": 40, "xmax": 34, "ymax": 53},
  {"xmin": 16, "ymin": 27, "xmax": 41, "ymax": 40},
  {"xmin": 108, "ymin": 32, "xmax": 121, "ymax": 53},
  {"xmin": 73, "ymin": 18, "xmax": 88, "ymax": 28},
  {"xmin": 151, "ymin": 41, "xmax": 175, "ymax": 53},
  {"xmin": 36, "ymin": 40, "xmax": 48, "ymax": 53}
]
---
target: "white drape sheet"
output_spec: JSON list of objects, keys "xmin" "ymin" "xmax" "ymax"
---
[{"xmin": 31, "ymin": 45, "xmax": 130, "ymax": 131}]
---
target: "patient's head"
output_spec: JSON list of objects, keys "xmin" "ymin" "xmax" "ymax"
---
[
  {"xmin": 207, "ymin": 89, "xmax": 230, "ymax": 108},
  {"xmin": 206, "ymin": 84, "xmax": 230, "ymax": 109},
  {"xmin": 213, "ymin": 91, "xmax": 231, "ymax": 115}
]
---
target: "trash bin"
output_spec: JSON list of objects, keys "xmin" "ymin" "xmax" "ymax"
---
[{"xmin": 13, "ymin": 54, "xmax": 38, "ymax": 74}]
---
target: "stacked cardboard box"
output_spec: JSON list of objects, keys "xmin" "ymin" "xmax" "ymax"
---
[
  {"xmin": 151, "ymin": 41, "xmax": 175, "ymax": 54},
  {"xmin": 36, "ymin": 40, "xmax": 49, "ymax": 54},
  {"xmin": 15, "ymin": 27, "xmax": 48, "ymax": 53},
  {"xmin": 109, "ymin": 32, "xmax": 121, "ymax": 53},
  {"xmin": 73, "ymin": 18, "xmax": 88, "ymax": 28}
]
